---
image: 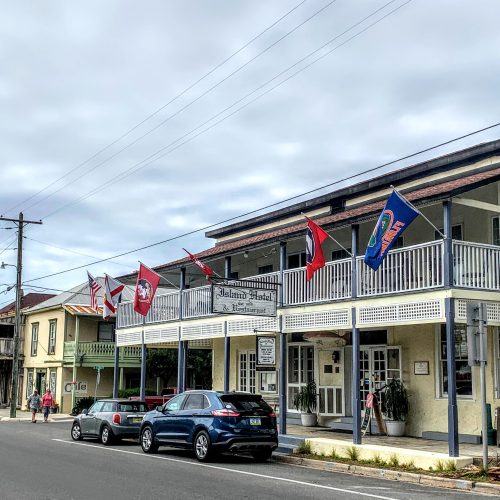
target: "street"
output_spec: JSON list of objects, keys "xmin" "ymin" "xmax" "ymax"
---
[{"xmin": 0, "ymin": 421, "xmax": 494, "ymax": 500}]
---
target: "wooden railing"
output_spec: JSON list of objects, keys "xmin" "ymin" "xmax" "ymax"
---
[
  {"xmin": 63, "ymin": 341, "xmax": 142, "ymax": 362},
  {"xmin": 0, "ymin": 338, "xmax": 13, "ymax": 357}
]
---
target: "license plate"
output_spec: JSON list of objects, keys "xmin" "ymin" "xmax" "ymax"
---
[
  {"xmin": 131, "ymin": 417, "xmax": 142, "ymax": 423},
  {"xmin": 249, "ymin": 417, "xmax": 261, "ymax": 426}
]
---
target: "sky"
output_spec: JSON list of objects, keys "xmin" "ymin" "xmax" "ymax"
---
[{"xmin": 1, "ymin": 0, "xmax": 499, "ymax": 306}]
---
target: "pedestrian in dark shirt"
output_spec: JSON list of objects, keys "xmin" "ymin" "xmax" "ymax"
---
[{"xmin": 27, "ymin": 390, "xmax": 42, "ymax": 423}]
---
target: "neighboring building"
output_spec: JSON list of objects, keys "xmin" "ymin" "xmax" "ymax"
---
[
  {"xmin": 21, "ymin": 279, "xmax": 143, "ymax": 414},
  {"xmin": 116, "ymin": 139, "xmax": 500, "ymax": 449},
  {"xmin": 0, "ymin": 292, "xmax": 55, "ymax": 407}
]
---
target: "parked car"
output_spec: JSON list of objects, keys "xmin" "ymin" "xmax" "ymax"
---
[
  {"xmin": 71, "ymin": 399, "xmax": 148, "ymax": 445},
  {"xmin": 139, "ymin": 390, "xmax": 278, "ymax": 462}
]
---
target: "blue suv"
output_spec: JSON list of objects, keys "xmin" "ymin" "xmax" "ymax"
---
[{"xmin": 139, "ymin": 390, "xmax": 278, "ymax": 461}]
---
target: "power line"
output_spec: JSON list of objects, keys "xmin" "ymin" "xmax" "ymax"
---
[
  {"xmin": 42, "ymin": 0, "xmax": 404, "ymax": 219},
  {"xmin": 1, "ymin": 0, "xmax": 309, "ymax": 217},
  {"xmin": 22, "ymin": 0, "xmax": 337, "ymax": 214},
  {"xmin": 24, "ymin": 119, "xmax": 500, "ymax": 285}
]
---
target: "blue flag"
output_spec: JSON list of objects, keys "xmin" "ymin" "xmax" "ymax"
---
[{"xmin": 364, "ymin": 190, "xmax": 419, "ymax": 271}]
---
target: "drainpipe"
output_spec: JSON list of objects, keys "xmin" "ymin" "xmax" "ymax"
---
[
  {"xmin": 351, "ymin": 224, "xmax": 361, "ymax": 445},
  {"xmin": 444, "ymin": 200, "xmax": 459, "ymax": 457}
]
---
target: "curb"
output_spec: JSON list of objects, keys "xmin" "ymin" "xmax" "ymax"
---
[{"xmin": 272, "ymin": 454, "xmax": 500, "ymax": 496}]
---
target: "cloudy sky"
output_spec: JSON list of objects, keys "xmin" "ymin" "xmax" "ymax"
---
[{"xmin": 1, "ymin": 0, "xmax": 499, "ymax": 305}]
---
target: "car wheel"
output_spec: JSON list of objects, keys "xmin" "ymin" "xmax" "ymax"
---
[
  {"xmin": 141, "ymin": 426, "xmax": 158, "ymax": 454},
  {"xmin": 100, "ymin": 424, "xmax": 114, "ymax": 446},
  {"xmin": 193, "ymin": 430, "xmax": 212, "ymax": 462},
  {"xmin": 252, "ymin": 449, "xmax": 273, "ymax": 462},
  {"xmin": 71, "ymin": 422, "xmax": 83, "ymax": 441}
]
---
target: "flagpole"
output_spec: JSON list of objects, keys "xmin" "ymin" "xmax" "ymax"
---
[
  {"xmin": 390, "ymin": 186, "xmax": 445, "ymax": 239},
  {"xmin": 302, "ymin": 213, "xmax": 353, "ymax": 257}
]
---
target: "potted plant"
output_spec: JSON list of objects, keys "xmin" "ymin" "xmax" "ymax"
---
[
  {"xmin": 383, "ymin": 379, "xmax": 409, "ymax": 436},
  {"xmin": 293, "ymin": 380, "xmax": 318, "ymax": 427}
]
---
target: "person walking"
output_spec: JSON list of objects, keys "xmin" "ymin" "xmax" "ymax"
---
[
  {"xmin": 41, "ymin": 389, "xmax": 54, "ymax": 423},
  {"xmin": 27, "ymin": 390, "xmax": 42, "ymax": 423}
]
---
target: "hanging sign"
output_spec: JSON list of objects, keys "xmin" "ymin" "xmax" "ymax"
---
[
  {"xmin": 256, "ymin": 336, "xmax": 276, "ymax": 367},
  {"xmin": 211, "ymin": 284, "xmax": 277, "ymax": 317}
]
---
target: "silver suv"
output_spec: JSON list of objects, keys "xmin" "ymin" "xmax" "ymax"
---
[{"xmin": 71, "ymin": 399, "xmax": 148, "ymax": 445}]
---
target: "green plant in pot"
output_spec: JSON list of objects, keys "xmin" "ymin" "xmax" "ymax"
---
[
  {"xmin": 384, "ymin": 378, "xmax": 409, "ymax": 436},
  {"xmin": 293, "ymin": 380, "xmax": 318, "ymax": 427}
]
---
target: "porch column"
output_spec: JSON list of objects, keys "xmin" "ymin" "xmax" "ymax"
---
[
  {"xmin": 223, "ymin": 321, "xmax": 230, "ymax": 392},
  {"xmin": 71, "ymin": 315, "xmax": 80, "ymax": 411},
  {"xmin": 112, "ymin": 345, "xmax": 119, "ymax": 398},
  {"xmin": 445, "ymin": 297, "xmax": 459, "ymax": 456},
  {"xmin": 279, "ymin": 241, "xmax": 287, "ymax": 307},
  {"xmin": 279, "ymin": 316, "xmax": 287, "ymax": 435},
  {"xmin": 224, "ymin": 256, "xmax": 232, "ymax": 279},
  {"xmin": 351, "ymin": 224, "xmax": 361, "ymax": 444},
  {"xmin": 179, "ymin": 266, "xmax": 186, "ymax": 320},
  {"xmin": 119, "ymin": 367, "xmax": 124, "ymax": 390},
  {"xmin": 139, "ymin": 336, "xmax": 146, "ymax": 401},
  {"xmin": 443, "ymin": 200, "xmax": 453, "ymax": 287},
  {"xmin": 177, "ymin": 340, "xmax": 186, "ymax": 394}
]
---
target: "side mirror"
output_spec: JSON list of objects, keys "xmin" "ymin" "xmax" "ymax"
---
[
  {"xmin": 81, "ymin": 409, "xmax": 88, "ymax": 415},
  {"xmin": 155, "ymin": 406, "xmax": 163, "ymax": 412}
]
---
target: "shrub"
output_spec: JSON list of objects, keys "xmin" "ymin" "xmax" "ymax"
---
[
  {"xmin": 71, "ymin": 397, "xmax": 95, "ymax": 416},
  {"xmin": 388, "ymin": 454, "xmax": 400, "ymax": 467},
  {"xmin": 330, "ymin": 447, "xmax": 339, "ymax": 459},
  {"xmin": 117, "ymin": 388, "xmax": 156, "ymax": 398},
  {"xmin": 296, "ymin": 441, "xmax": 312, "ymax": 455},
  {"xmin": 434, "ymin": 460, "xmax": 445, "ymax": 472},
  {"xmin": 445, "ymin": 460, "xmax": 457, "ymax": 473},
  {"xmin": 346, "ymin": 446, "xmax": 360, "ymax": 461},
  {"xmin": 293, "ymin": 381, "xmax": 317, "ymax": 413},
  {"xmin": 372, "ymin": 453, "xmax": 385, "ymax": 466}
]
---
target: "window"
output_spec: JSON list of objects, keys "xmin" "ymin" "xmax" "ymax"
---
[
  {"xmin": 239, "ymin": 351, "xmax": 256, "ymax": 393},
  {"xmin": 229, "ymin": 271, "xmax": 239, "ymax": 280},
  {"xmin": 331, "ymin": 248, "xmax": 351, "ymax": 261},
  {"xmin": 258, "ymin": 371, "xmax": 277, "ymax": 393},
  {"xmin": 26, "ymin": 370, "xmax": 34, "ymax": 398},
  {"xmin": 117, "ymin": 402, "xmax": 149, "ymax": 412},
  {"xmin": 435, "ymin": 224, "xmax": 463, "ymax": 240},
  {"xmin": 31, "ymin": 323, "xmax": 39, "ymax": 356},
  {"xmin": 98, "ymin": 322, "xmax": 115, "ymax": 342},
  {"xmin": 89, "ymin": 401, "xmax": 104, "ymax": 413},
  {"xmin": 48, "ymin": 320, "xmax": 57, "ymax": 355},
  {"xmin": 288, "ymin": 252, "xmax": 306, "ymax": 269},
  {"xmin": 257, "ymin": 264, "xmax": 273, "ymax": 275},
  {"xmin": 183, "ymin": 393, "xmax": 210, "ymax": 410},
  {"xmin": 493, "ymin": 216, "xmax": 500, "ymax": 246},
  {"xmin": 439, "ymin": 324, "xmax": 472, "ymax": 397},
  {"xmin": 287, "ymin": 344, "xmax": 314, "ymax": 411},
  {"xmin": 100, "ymin": 401, "xmax": 115, "ymax": 412},
  {"xmin": 165, "ymin": 394, "xmax": 186, "ymax": 411}
]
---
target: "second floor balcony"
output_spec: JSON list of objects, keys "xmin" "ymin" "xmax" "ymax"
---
[
  {"xmin": 63, "ymin": 341, "xmax": 142, "ymax": 366},
  {"xmin": 117, "ymin": 239, "xmax": 500, "ymax": 329},
  {"xmin": 0, "ymin": 338, "xmax": 13, "ymax": 358}
]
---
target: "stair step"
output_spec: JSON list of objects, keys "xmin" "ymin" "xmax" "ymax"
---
[
  {"xmin": 275, "ymin": 444, "xmax": 298, "ymax": 455},
  {"xmin": 278, "ymin": 434, "xmax": 305, "ymax": 446}
]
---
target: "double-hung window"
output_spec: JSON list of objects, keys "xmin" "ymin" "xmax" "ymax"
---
[
  {"xmin": 48, "ymin": 320, "xmax": 57, "ymax": 355},
  {"xmin": 493, "ymin": 216, "xmax": 500, "ymax": 246},
  {"xmin": 31, "ymin": 323, "xmax": 39, "ymax": 356}
]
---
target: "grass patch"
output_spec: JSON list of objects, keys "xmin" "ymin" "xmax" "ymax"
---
[
  {"xmin": 445, "ymin": 460, "xmax": 457, "ymax": 473},
  {"xmin": 434, "ymin": 460, "xmax": 445, "ymax": 473},
  {"xmin": 388, "ymin": 454, "xmax": 400, "ymax": 468},
  {"xmin": 372, "ymin": 453, "xmax": 386, "ymax": 466},
  {"xmin": 296, "ymin": 441, "xmax": 311, "ymax": 455},
  {"xmin": 345, "ymin": 446, "xmax": 360, "ymax": 461},
  {"xmin": 330, "ymin": 447, "xmax": 339, "ymax": 460}
]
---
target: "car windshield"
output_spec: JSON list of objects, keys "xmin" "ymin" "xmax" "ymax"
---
[
  {"xmin": 117, "ymin": 402, "xmax": 148, "ymax": 412},
  {"xmin": 219, "ymin": 394, "xmax": 273, "ymax": 414}
]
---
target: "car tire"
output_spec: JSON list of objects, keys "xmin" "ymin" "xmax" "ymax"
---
[
  {"xmin": 71, "ymin": 422, "xmax": 83, "ymax": 441},
  {"xmin": 193, "ymin": 430, "xmax": 212, "ymax": 462},
  {"xmin": 100, "ymin": 424, "xmax": 114, "ymax": 446},
  {"xmin": 141, "ymin": 426, "xmax": 158, "ymax": 454},
  {"xmin": 252, "ymin": 449, "xmax": 273, "ymax": 462}
]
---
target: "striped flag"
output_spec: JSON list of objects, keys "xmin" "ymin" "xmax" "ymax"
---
[
  {"xmin": 87, "ymin": 271, "xmax": 101, "ymax": 311},
  {"xmin": 103, "ymin": 274, "xmax": 125, "ymax": 320}
]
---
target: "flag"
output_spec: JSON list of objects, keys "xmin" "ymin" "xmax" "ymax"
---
[
  {"xmin": 305, "ymin": 217, "xmax": 329, "ymax": 282},
  {"xmin": 183, "ymin": 248, "xmax": 215, "ymax": 279},
  {"xmin": 133, "ymin": 262, "xmax": 161, "ymax": 316},
  {"xmin": 87, "ymin": 271, "xmax": 101, "ymax": 311},
  {"xmin": 364, "ymin": 190, "xmax": 419, "ymax": 271},
  {"xmin": 103, "ymin": 274, "xmax": 125, "ymax": 320}
]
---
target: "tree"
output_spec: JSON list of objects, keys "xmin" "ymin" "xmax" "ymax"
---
[
  {"xmin": 146, "ymin": 349, "xmax": 178, "ymax": 386},
  {"xmin": 187, "ymin": 349, "xmax": 212, "ymax": 389}
]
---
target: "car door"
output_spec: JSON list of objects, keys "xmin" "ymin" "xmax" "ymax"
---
[
  {"xmin": 97, "ymin": 401, "xmax": 115, "ymax": 432},
  {"xmin": 153, "ymin": 394, "xmax": 186, "ymax": 443},
  {"xmin": 177, "ymin": 393, "xmax": 211, "ymax": 444},
  {"xmin": 81, "ymin": 402, "xmax": 103, "ymax": 436}
]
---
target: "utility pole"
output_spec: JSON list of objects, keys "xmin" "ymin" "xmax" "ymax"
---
[{"xmin": 0, "ymin": 212, "xmax": 42, "ymax": 418}]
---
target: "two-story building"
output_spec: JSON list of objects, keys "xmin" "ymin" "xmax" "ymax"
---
[
  {"xmin": 115, "ymin": 139, "xmax": 500, "ymax": 456},
  {"xmin": 21, "ymin": 279, "xmax": 144, "ymax": 414},
  {"xmin": 0, "ymin": 292, "xmax": 54, "ymax": 407}
]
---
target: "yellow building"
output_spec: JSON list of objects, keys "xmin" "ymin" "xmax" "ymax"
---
[
  {"xmin": 116, "ymin": 140, "xmax": 500, "ymax": 456},
  {"xmin": 21, "ymin": 279, "xmax": 142, "ymax": 414}
]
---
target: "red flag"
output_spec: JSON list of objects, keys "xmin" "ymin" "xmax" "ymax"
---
[
  {"xmin": 305, "ymin": 217, "xmax": 329, "ymax": 282},
  {"xmin": 183, "ymin": 248, "xmax": 214, "ymax": 279},
  {"xmin": 133, "ymin": 263, "xmax": 161, "ymax": 316}
]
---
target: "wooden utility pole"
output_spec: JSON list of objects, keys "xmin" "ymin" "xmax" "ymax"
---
[{"xmin": 0, "ymin": 213, "xmax": 42, "ymax": 418}]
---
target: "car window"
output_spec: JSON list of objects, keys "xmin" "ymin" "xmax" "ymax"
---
[
  {"xmin": 100, "ymin": 402, "xmax": 115, "ymax": 412},
  {"xmin": 183, "ymin": 394, "xmax": 208, "ymax": 411},
  {"xmin": 165, "ymin": 394, "xmax": 186, "ymax": 412},
  {"xmin": 89, "ymin": 402, "xmax": 104, "ymax": 413},
  {"xmin": 117, "ymin": 402, "xmax": 148, "ymax": 412},
  {"xmin": 219, "ymin": 395, "xmax": 273, "ymax": 413}
]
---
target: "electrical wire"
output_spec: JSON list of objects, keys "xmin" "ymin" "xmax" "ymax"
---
[
  {"xmin": 41, "ymin": 0, "xmax": 404, "ymax": 219},
  {"xmin": 0, "ymin": 0, "xmax": 310, "ymax": 217},
  {"xmin": 23, "ymin": 119, "xmax": 500, "ymax": 285}
]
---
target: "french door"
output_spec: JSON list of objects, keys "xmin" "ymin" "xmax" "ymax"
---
[
  {"xmin": 239, "ymin": 351, "xmax": 256, "ymax": 393},
  {"xmin": 287, "ymin": 344, "xmax": 314, "ymax": 411}
]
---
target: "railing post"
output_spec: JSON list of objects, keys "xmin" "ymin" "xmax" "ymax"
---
[
  {"xmin": 351, "ymin": 225, "xmax": 359, "ymax": 298},
  {"xmin": 179, "ymin": 266, "xmax": 186, "ymax": 320},
  {"xmin": 224, "ymin": 256, "xmax": 231, "ymax": 279},
  {"xmin": 279, "ymin": 241, "xmax": 287, "ymax": 307}
]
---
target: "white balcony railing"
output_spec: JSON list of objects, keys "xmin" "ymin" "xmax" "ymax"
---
[
  {"xmin": 116, "ymin": 240, "xmax": 500, "ymax": 329},
  {"xmin": 0, "ymin": 338, "xmax": 13, "ymax": 357}
]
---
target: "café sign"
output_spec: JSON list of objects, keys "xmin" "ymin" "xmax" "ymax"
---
[{"xmin": 211, "ymin": 284, "xmax": 277, "ymax": 317}]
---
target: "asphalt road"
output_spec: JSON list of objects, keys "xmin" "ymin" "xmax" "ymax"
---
[{"xmin": 0, "ymin": 421, "xmax": 494, "ymax": 500}]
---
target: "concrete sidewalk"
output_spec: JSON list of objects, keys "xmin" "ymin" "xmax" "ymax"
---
[{"xmin": 0, "ymin": 408, "xmax": 73, "ymax": 422}]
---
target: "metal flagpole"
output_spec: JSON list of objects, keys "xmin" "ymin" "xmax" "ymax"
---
[{"xmin": 302, "ymin": 213, "xmax": 352, "ymax": 256}]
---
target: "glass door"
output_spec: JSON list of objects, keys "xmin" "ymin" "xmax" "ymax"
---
[
  {"xmin": 287, "ymin": 344, "xmax": 314, "ymax": 411},
  {"xmin": 238, "ymin": 351, "xmax": 256, "ymax": 393}
]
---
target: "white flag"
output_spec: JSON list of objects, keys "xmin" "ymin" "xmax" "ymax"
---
[{"xmin": 103, "ymin": 274, "xmax": 125, "ymax": 320}]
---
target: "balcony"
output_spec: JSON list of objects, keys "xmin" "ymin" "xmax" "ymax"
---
[
  {"xmin": 0, "ymin": 338, "xmax": 13, "ymax": 358},
  {"xmin": 63, "ymin": 341, "xmax": 142, "ymax": 365},
  {"xmin": 117, "ymin": 240, "xmax": 500, "ymax": 329}
]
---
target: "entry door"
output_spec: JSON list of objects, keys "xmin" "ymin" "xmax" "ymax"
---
[
  {"xmin": 36, "ymin": 371, "xmax": 46, "ymax": 394},
  {"xmin": 239, "ymin": 351, "xmax": 256, "ymax": 393},
  {"xmin": 360, "ymin": 346, "xmax": 401, "ymax": 411}
]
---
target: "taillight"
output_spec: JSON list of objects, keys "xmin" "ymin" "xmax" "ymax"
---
[
  {"xmin": 112, "ymin": 413, "xmax": 121, "ymax": 425},
  {"xmin": 268, "ymin": 412, "xmax": 276, "ymax": 418},
  {"xmin": 212, "ymin": 409, "xmax": 240, "ymax": 417}
]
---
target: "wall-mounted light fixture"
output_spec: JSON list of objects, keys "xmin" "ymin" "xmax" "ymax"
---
[{"xmin": 243, "ymin": 251, "xmax": 249, "ymax": 259}]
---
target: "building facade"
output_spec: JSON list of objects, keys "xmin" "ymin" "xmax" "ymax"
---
[{"xmin": 115, "ymin": 140, "xmax": 500, "ymax": 454}]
